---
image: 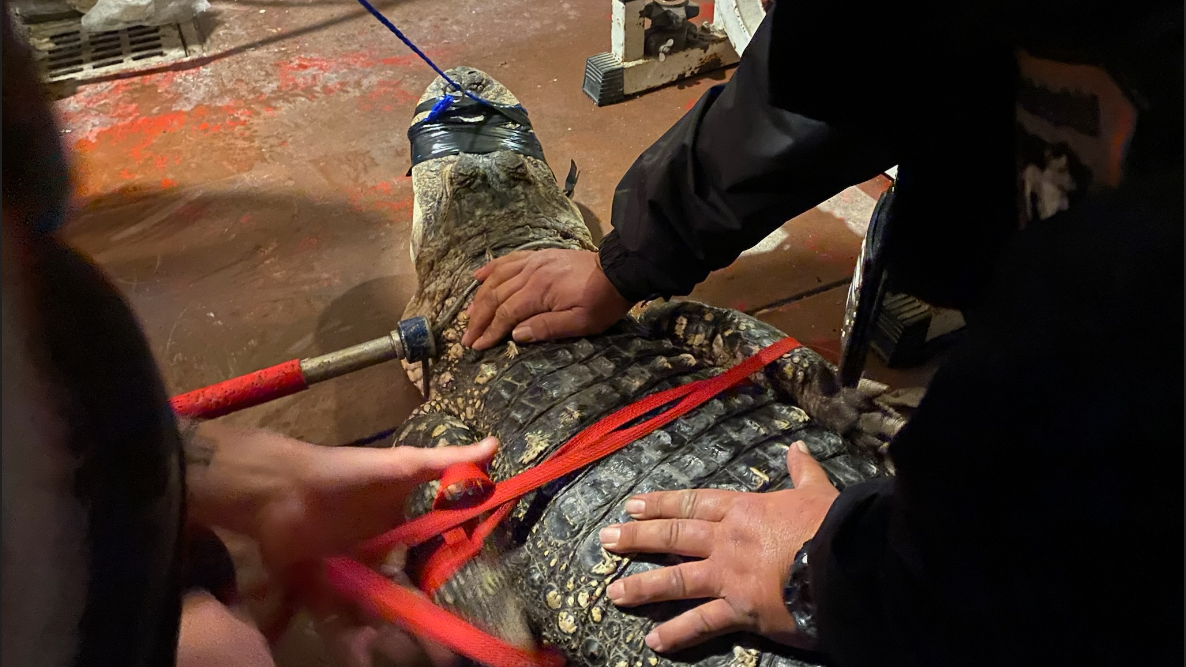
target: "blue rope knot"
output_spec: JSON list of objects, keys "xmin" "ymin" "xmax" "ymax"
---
[{"xmin": 426, "ymin": 95, "xmax": 454, "ymax": 122}]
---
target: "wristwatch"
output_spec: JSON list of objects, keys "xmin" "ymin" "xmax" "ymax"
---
[{"xmin": 783, "ymin": 540, "xmax": 818, "ymax": 643}]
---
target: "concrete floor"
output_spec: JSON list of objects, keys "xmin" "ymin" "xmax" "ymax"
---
[{"xmin": 53, "ymin": 0, "xmax": 934, "ymax": 661}]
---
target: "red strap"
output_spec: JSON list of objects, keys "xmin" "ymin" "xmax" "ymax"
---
[
  {"xmin": 323, "ymin": 337, "xmax": 802, "ymax": 667},
  {"xmin": 359, "ymin": 336, "xmax": 802, "ymax": 561},
  {"xmin": 434, "ymin": 462, "xmax": 495, "ymax": 509},
  {"xmin": 324, "ymin": 557, "xmax": 565, "ymax": 667},
  {"xmin": 419, "ymin": 502, "xmax": 514, "ymax": 593}
]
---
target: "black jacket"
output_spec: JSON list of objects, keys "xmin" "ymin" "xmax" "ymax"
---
[{"xmin": 599, "ymin": 2, "xmax": 1183, "ymax": 665}]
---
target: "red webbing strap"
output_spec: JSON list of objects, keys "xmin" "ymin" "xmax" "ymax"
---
[
  {"xmin": 324, "ymin": 337, "xmax": 802, "ymax": 667},
  {"xmin": 324, "ymin": 557, "xmax": 565, "ymax": 667},
  {"xmin": 359, "ymin": 336, "xmax": 803, "ymax": 563},
  {"xmin": 434, "ymin": 462, "xmax": 495, "ymax": 547}
]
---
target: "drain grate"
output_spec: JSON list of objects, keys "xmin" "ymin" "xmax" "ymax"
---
[{"xmin": 25, "ymin": 16, "xmax": 202, "ymax": 83}]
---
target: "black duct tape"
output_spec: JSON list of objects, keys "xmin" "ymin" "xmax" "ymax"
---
[{"xmin": 407, "ymin": 95, "xmax": 546, "ymax": 170}]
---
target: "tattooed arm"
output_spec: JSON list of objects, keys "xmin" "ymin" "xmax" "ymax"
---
[
  {"xmin": 173, "ymin": 417, "xmax": 498, "ymax": 566},
  {"xmin": 175, "ymin": 417, "xmax": 312, "ymax": 542},
  {"xmin": 172, "ymin": 418, "xmax": 498, "ymax": 666}
]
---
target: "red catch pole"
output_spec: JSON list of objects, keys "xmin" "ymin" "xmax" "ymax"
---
[
  {"xmin": 170, "ymin": 359, "xmax": 308, "ymax": 419},
  {"xmin": 169, "ymin": 316, "xmax": 435, "ymax": 420}
]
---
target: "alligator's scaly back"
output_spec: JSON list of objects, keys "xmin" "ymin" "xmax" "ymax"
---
[
  {"xmin": 395, "ymin": 68, "xmax": 893, "ymax": 667},
  {"xmin": 404, "ymin": 67, "xmax": 595, "ymax": 329}
]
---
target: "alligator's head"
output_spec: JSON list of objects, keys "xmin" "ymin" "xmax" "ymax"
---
[
  {"xmin": 396, "ymin": 68, "xmax": 596, "ymax": 651},
  {"xmin": 403, "ymin": 67, "xmax": 595, "ymax": 325}
]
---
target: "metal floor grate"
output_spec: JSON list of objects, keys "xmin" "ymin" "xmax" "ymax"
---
[{"xmin": 25, "ymin": 15, "xmax": 203, "ymax": 83}]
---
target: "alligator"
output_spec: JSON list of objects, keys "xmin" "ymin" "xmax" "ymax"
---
[{"xmin": 390, "ymin": 67, "xmax": 906, "ymax": 667}]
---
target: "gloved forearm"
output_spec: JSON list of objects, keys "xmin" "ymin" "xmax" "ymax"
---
[
  {"xmin": 599, "ymin": 12, "xmax": 896, "ymax": 302},
  {"xmin": 804, "ymin": 477, "xmax": 904, "ymax": 664}
]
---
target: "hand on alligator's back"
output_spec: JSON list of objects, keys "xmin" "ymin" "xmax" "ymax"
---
[
  {"xmin": 599, "ymin": 442, "xmax": 838, "ymax": 653},
  {"xmin": 463, "ymin": 248, "xmax": 633, "ymax": 350}
]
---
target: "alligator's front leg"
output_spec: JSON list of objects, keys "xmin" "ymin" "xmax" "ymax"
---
[
  {"xmin": 638, "ymin": 300, "xmax": 907, "ymax": 454},
  {"xmin": 386, "ymin": 407, "xmax": 535, "ymax": 652}
]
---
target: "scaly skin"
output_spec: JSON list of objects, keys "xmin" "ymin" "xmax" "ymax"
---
[{"xmin": 393, "ymin": 68, "xmax": 902, "ymax": 667}]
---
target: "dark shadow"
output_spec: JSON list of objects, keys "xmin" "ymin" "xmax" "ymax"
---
[
  {"xmin": 62, "ymin": 187, "xmax": 424, "ymax": 447},
  {"xmin": 312, "ymin": 275, "xmax": 425, "ymax": 447},
  {"xmin": 191, "ymin": 9, "xmax": 223, "ymax": 46},
  {"xmin": 675, "ymin": 65, "xmax": 730, "ymax": 88},
  {"xmin": 576, "ymin": 201, "xmax": 605, "ymax": 245}
]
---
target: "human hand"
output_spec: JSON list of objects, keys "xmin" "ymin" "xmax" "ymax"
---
[
  {"xmin": 298, "ymin": 546, "xmax": 459, "ymax": 667},
  {"xmin": 184, "ymin": 422, "xmax": 497, "ymax": 666},
  {"xmin": 266, "ymin": 438, "xmax": 495, "ymax": 667},
  {"xmin": 247, "ymin": 435, "xmax": 498, "ymax": 569},
  {"xmin": 598, "ymin": 441, "xmax": 838, "ymax": 653},
  {"xmin": 461, "ymin": 248, "xmax": 634, "ymax": 351}
]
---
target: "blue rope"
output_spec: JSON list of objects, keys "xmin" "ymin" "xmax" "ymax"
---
[
  {"xmin": 350, "ymin": 0, "xmax": 536, "ymax": 131},
  {"xmin": 426, "ymin": 95, "xmax": 453, "ymax": 122},
  {"xmin": 352, "ymin": 0, "xmax": 460, "ymax": 87},
  {"xmin": 351, "ymin": 0, "xmax": 494, "ymax": 114}
]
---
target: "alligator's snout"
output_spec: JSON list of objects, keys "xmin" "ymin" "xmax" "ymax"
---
[
  {"xmin": 409, "ymin": 66, "xmax": 522, "ymax": 128},
  {"xmin": 401, "ymin": 63, "xmax": 594, "ymax": 368}
]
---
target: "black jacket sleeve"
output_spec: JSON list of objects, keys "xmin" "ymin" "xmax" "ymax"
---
[
  {"xmin": 806, "ymin": 168, "xmax": 1184, "ymax": 666},
  {"xmin": 597, "ymin": 15, "xmax": 896, "ymax": 302}
]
